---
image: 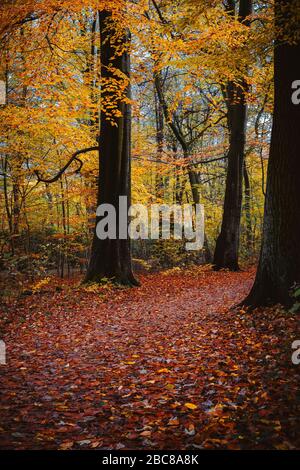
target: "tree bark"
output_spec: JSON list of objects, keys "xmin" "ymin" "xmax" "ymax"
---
[
  {"xmin": 85, "ymin": 10, "xmax": 138, "ymax": 286},
  {"xmin": 243, "ymin": 160, "xmax": 253, "ymax": 255},
  {"xmin": 213, "ymin": 0, "xmax": 252, "ymax": 270},
  {"xmin": 154, "ymin": 82, "xmax": 164, "ymax": 198},
  {"xmin": 243, "ymin": 0, "xmax": 300, "ymax": 306}
]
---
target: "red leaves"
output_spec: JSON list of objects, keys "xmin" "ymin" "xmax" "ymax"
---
[{"xmin": 0, "ymin": 267, "xmax": 299, "ymax": 449}]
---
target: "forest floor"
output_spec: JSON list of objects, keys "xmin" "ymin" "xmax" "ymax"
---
[{"xmin": 0, "ymin": 266, "xmax": 299, "ymax": 450}]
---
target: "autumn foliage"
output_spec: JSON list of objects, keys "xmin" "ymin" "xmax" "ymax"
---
[
  {"xmin": 1, "ymin": 267, "xmax": 299, "ymax": 450},
  {"xmin": 0, "ymin": 0, "xmax": 300, "ymax": 453}
]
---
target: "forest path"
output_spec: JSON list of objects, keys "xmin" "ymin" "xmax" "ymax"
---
[{"xmin": 1, "ymin": 267, "xmax": 299, "ymax": 450}]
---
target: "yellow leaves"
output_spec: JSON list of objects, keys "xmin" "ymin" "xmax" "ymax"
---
[
  {"xmin": 165, "ymin": 383, "xmax": 175, "ymax": 390},
  {"xmin": 157, "ymin": 368, "xmax": 172, "ymax": 374},
  {"xmin": 83, "ymin": 284, "xmax": 102, "ymax": 294},
  {"xmin": 184, "ymin": 402, "xmax": 198, "ymax": 410},
  {"xmin": 31, "ymin": 277, "xmax": 51, "ymax": 293},
  {"xmin": 55, "ymin": 404, "xmax": 69, "ymax": 411}
]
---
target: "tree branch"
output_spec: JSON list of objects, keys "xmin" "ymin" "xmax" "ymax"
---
[{"xmin": 35, "ymin": 146, "xmax": 98, "ymax": 184}]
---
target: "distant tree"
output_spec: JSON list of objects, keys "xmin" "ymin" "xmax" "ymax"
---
[{"xmin": 213, "ymin": 0, "xmax": 253, "ymax": 270}]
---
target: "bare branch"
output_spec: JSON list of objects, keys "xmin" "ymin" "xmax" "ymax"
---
[{"xmin": 35, "ymin": 146, "xmax": 98, "ymax": 184}]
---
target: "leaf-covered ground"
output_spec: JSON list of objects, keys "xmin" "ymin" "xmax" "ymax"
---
[{"xmin": 0, "ymin": 267, "xmax": 299, "ymax": 450}]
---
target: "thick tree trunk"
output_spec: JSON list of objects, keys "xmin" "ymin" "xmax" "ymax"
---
[
  {"xmin": 213, "ymin": 0, "xmax": 252, "ymax": 270},
  {"xmin": 85, "ymin": 11, "xmax": 138, "ymax": 286},
  {"xmin": 243, "ymin": 0, "xmax": 300, "ymax": 306},
  {"xmin": 213, "ymin": 82, "xmax": 247, "ymax": 270}
]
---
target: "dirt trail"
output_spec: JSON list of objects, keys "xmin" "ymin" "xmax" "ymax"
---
[{"xmin": 0, "ymin": 268, "xmax": 299, "ymax": 450}]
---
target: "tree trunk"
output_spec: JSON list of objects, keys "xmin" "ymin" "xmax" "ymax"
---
[
  {"xmin": 243, "ymin": 0, "xmax": 300, "ymax": 306},
  {"xmin": 185, "ymin": 164, "xmax": 211, "ymax": 262},
  {"xmin": 2, "ymin": 155, "xmax": 14, "ymax": 254},
  {"xmin": 60, "ymin": 177, "xmax": 67, "ymax": 279},
  {"xmin": 154, "ymin": 73, "xmax": 211, "ymax": 262},
  {"xmin": 243, "ymin": 160, "xmax": 253, "ymax": 255},
  {"xmin": 154, "ymin": 84, "xmax": 164, "ymax": 198},
  {"xmin": 85, "ymin": 10, "xmax": 138, "ymax": 286},
  {"xmin": 213, "ymin": 0, "xmax": 252, "ymax": 270}
]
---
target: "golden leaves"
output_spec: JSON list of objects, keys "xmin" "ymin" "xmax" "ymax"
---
[{"xmin": 184, "ymin": 402, "xmax": 198, "ymax": 410}]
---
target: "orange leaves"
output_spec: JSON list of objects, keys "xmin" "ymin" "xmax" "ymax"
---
[
  {"xmin": 184, "ymin": 403, "xmax": 198, "ymax": 411},
  {"xmin": 59, "ymin": 441, "xmax": 74, "ymax": 450},
  {"xmin": 139, "ymin": 430, "xmax": 152, "ymax": 437},
  {"xmin": 157, "ymin": 368, "xmax": 172, "ymax": 374},
  {"xmin": 0, "ymin": 267, "xmax": 300, "ymax": 450}
]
